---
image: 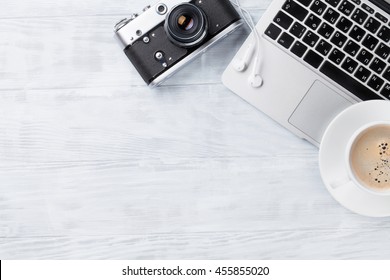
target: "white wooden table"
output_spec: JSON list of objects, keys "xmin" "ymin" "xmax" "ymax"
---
[{"xmin": 1, "ymin": 0, "xmax": 390, "ymax": 259}]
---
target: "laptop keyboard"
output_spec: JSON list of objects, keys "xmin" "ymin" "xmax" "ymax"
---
[{"xmin": 264, "ymin": 0, "xmax": 390, "ymax": 100}]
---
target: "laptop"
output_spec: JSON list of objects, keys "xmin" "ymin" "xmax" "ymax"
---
[{"xmin": 222, "ymin": 0, "xmax": 390, "ymax": 147}]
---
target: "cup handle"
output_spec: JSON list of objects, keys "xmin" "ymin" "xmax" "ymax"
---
[{"xmin": 330, "ymin": 177, "xmax": 352, "ymax": 190}]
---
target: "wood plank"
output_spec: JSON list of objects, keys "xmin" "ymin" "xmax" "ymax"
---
[{"xmin": 1, "ymin": 229, "xmax": 390, "ymax": 259}]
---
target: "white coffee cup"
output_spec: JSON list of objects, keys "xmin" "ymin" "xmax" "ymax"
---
[{"xmin": 331, "ymin": 121, "xmax": 390, "ymax": 196}]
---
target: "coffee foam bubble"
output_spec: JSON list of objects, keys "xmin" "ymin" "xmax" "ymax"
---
[{"xmin": 350, "ymin": 125, "xmax": 390, "ymax": 191}]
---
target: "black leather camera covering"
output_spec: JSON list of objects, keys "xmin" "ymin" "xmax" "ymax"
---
[
  {"xmin": 124, "ymin": 0, "xmax": 241, "ymax": 85},
  {"xmin": 125, "ymin": 26, "xmax": 188, "ymax": 84}
]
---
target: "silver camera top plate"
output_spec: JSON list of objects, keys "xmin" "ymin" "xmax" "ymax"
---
[{"xmin": 114, "ymin": 0, "xmax": 192, "ymax": 49}]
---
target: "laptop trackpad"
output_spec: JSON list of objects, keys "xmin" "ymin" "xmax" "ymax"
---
[{"xmin": 288, "ymin": 80, "xmax": 353, "ymax": 144}]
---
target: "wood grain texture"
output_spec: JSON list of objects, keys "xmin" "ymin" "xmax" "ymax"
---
[
  {"xmin": 2, "ymin": 230, "xmax": 390, "ymax": 259},
  {"xmin": 1, "ymin": 0, "xmax": 390, "ymax": 260}
]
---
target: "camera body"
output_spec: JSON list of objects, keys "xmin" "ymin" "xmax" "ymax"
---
[{"xmin": 114, "ymin": 0, "xmax": 241, "ymax": 87}]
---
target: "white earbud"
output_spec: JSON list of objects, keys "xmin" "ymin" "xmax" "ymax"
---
[
  {"xmin": 230, "ymin": 0, "xmax": 264, "ymax": 88},
  {"xmin": 249, "ymin": 75, "xmax": 263, "ymax": 88},
  {"xmin": 233, "ymin": 40, "xmax": 263, "ymax": 88},
  {"xmin": 233, "ymin": 42, "xmax": 255, "ymax": 72},
  {"xmin": 248, "ymin": 56, "xmax": 263, "ymax": 88}
]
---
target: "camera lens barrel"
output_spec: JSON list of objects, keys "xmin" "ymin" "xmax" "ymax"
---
[{"xmin": 164, "ymin": 3, "xmax": 208, "ymax": 48}]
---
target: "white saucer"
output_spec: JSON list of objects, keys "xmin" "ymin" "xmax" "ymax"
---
[{"xmin": 319, "ymin": 100, "xmax": 390, "ymax": 217}]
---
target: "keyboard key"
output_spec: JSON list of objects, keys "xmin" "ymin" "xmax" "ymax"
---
[
  {"xmin": 342, "ymin": 57, "xmax": 358, "ymax": 73},
  {"xmin": 369, "ymin": 57, "xmax": 386, "ymax": 74},
  {"xmin": 320, "ymin": 61, "xmax": 383, "ymax": 100},
  {"xmin": 329, "ymin": 48, "xmax": 346, "ymax": 64},
  {"xmin": 377, "ymin": 26, "xmax": 390, "ymax": 43},
  {"xmin": 350, "ymin": 0, "xmax": 360, "ymax": 4},
  {"xmin": 381, "ymin": 83, "xmax": 390, "ymax": 99},
  {"xmin": 355, "ymin": 65, "xmax": 371, "ymax": 82},
  {"xmin": 349, "ymin": 25, "xmax": 365, "ymax": 42},
  {"xmin": 318, "ymin": 22, "xmax": 335, "ymax": 38},
  {"xmin": 316, "ymin": 39, "xmax": 332, "ymax": 55},
  {"xmin": 274, "ymin": 11, "xmax": 294, "ymax": 29},
  {"xmin": 362, "ymin": 34, "xmax": 379, "ymax": 50},
  {"xmin": 336, "ymin": 16, "xmax": 353, "ymax": 33},
  {"xmin": 375, "ymin": 43, "xmax": 390, "ymax": 60},
  {"xmin": 384, "ymin": 67, "xmax": 390, "ymax": 82},
  {"xmin": 325, "ymin": 0, "xmax": 341, "ymax": 7},
  {"xmin": 310, "ymin": 0, "xmax": 327, "ymax": 16},
  {"xmin": 297, "ymin": 0, "xmax": 313, "ymax": 6},
  {"xmin": 364, "ymin": 17, "xmax": 381, "ymax": 34},
  {"xmin": 338, "ymin": 1, "xmax": 355, "ymax": 16},
  {"xmin": 265, "ymin": 23, "xmax": 282, "ymax": 40},
  {"xmin": 367, "ymin": 74, "xmax": 384, "ymax": 91},
  {"xmin": 351, "ymin": 8, "xmax": 368, "ymax": 25},
  {"xmin": 282, "ymin": 0, "xmax": 309, "ymax": 21},
  {"xmin": 278, "ymin": 32, "xmax": 295, "ymax": 48},
  {"xmin": 303, "ymin": 30, "xmax": 320, "ymax": 46},
  {"xmin": 290, "ymin": 22, "xmax": 307, "ymax": 38},
  {"xmin": 343, "ymin": 40, "xmax": 360, "ymax": 56},
  {"xmin": 291, "ymin": 41, "xmax": 308, "ymax": 57},
  {"xmin": 375, "ymin": 12, "xmax": 388, "ymax": 24},
  {"xmin": 356, "ymin": 48, "xmax": 374, "ymax": 65},
  {"xmin": 362, "ymin": 3, "xmax": 374, "ymax": 14},
  {"xmin": 305, "ymin": 13, "xmax": 322, "ymax": 30},
  {"xmin": 304, "ymin": 50, "xmax": 324, "ymax": 68},
  {"xmin": 331, "ymin": 31, "xmax": 348, "ymax": 47},
  {"xmin": 323, "ymin": 8, "xmax": 340, "ymax": 24}
]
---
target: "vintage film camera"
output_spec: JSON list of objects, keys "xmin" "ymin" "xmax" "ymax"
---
[{"xmin": 114, "ymin": 0, "xmax": 242, "ymax": 87}]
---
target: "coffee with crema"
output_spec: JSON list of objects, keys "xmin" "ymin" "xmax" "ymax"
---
[{"xmin": 350, "ymin": 124, "xmax": 390, "ymax": 192}]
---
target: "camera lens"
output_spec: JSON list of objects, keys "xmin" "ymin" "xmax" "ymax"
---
[{"xmin": 164, "ymin": 3, "xmax": 208, "ymax": 48}]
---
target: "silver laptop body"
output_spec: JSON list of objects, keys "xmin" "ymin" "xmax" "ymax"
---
[{"xmin": 223, "ymin": 0, "xmax": 390, "ymax": 146}]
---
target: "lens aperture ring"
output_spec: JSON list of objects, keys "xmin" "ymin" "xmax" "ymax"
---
[{"xmin": 164, "ymin": 3, "xmax": 208, "ymax": 48}]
